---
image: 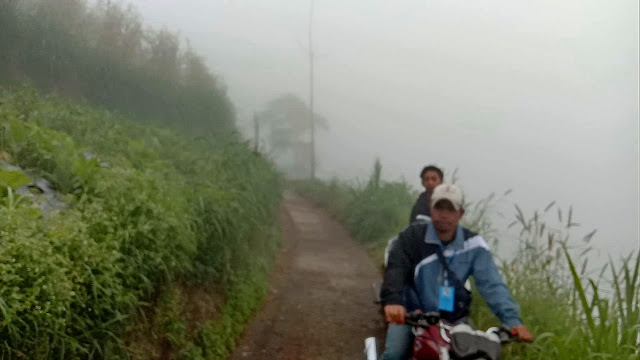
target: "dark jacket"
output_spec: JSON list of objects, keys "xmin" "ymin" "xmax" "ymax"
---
[
  {"xmin": 380, "ymin": 222, "xmax": 523, "ymax": 326},
  {"xmin": 409, "ymin": 191, "xmax": 431, "ymax": 223}
]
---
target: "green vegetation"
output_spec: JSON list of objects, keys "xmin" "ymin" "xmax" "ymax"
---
[
  {"xmin": 0, "ymin": 0, "xmax": 234, "ymax": 133},
  {"xmin": 0, "ymin": 87, "xmax": 282, "ymax": 359},
  {"xmin": 488, "ymin": 207, "xmax": 640, "ymax": 360},
  {"xmin": 1, "ymin": 0, "xmax": 283, "ymax": 357},
  {"xmin": 292, "ymin": 160, "xmax": 639, "ymax": 360}
]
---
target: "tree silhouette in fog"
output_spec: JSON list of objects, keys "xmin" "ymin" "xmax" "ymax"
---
[
  {"xmin": 259, "ymin": 94, "xmax": 328, "ymax": 178},
  {"xmin": 0, "ymin": 0, "xmax": 234, "ymax": 133}
]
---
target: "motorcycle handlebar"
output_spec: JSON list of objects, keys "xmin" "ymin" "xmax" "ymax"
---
[
  {"xmin": 404, "ymin": 311, "xmax": 520, "ymax": 344},
  {"xmin": 404, "ymin": 311, "xmax": 440, "ymax": 327},
  {"xmin": 493, "ymin": 325, "xmax": 519, "ymax": 344}
]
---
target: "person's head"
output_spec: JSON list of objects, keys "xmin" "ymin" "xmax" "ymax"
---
[
  {"xmin": 420, "ymin": 165, "xmax": 444, "ymax": 194},
  {"xmin": 430, "ymin": 184, "xmax": 465, "ymax": 235}
]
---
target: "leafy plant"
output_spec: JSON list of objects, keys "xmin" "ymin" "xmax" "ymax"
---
[
  {"xmin": 0, "ymin": 169, "xmax": 30, "ymax": 189},
  {"xmin": 0, "ymin": 87, "xmax": 283, "ymax": 359}
]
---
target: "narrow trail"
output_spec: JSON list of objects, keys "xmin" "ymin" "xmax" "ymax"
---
[{"xmin": 228, "ymin": 192, "xmax": 386, "ymax": 360}]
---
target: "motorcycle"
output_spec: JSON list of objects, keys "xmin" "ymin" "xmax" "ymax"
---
[{"xmin": 364, "ymin": 311, "xmax": 520, "ymax": 360}]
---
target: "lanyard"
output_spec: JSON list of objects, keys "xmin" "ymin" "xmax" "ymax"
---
[
  {"xmin": 439, "ymin": 244, "xmax": 457, "ymax": 266},
  {"xmin": 439, "ymin": 244, "xmax": 456, "ymax": 287}
]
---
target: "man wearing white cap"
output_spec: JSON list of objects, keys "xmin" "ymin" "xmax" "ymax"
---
[{"xmin": 379, "ymin": 184, "xmax": 534, "ymax": 360}]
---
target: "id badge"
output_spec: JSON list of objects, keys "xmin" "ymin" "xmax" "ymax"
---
[{"xmin": 438, "ymin": 285, "xmax": 455, "ymax": 312}]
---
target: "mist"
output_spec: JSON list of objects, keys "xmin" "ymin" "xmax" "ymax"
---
[{"xmin": 127, "ymin": 0, "xmax": 638, "ymax": 264}]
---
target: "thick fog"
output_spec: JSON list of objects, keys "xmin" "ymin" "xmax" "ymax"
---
[{"xmin": 129, "ymin": 0, "xmax": 638, "ymax": 264}]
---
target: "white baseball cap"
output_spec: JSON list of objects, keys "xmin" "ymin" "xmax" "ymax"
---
[{"xmin": 430, "ymin": 184, "xmax": 463, "ymax": 211}]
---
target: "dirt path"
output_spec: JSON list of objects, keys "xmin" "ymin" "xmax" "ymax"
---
[{"xmin": 228, "ymin": 192, "xmax": 386, "ymax": 360}]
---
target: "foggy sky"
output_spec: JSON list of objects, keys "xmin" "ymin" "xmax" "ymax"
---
[{"xmin": 128, "ymin": 0, "xmax": 638, "ymax": 265}]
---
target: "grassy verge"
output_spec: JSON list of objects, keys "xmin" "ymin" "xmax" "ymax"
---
[
  {"xmin": 291, "ymin": 160, "xmax": 639, "ymax": 360},
  {"xmin": 0, "ymin": 87, "xmax": 283, "ymax": 359}
]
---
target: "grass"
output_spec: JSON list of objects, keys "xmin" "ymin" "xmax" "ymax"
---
[
  {"xmin": 0, "ymin": 86, "xmax": 283, "ymax": 359},
  {"xmin": 292, "ymin": 160, "xmax": 639, "ymax": 360}
]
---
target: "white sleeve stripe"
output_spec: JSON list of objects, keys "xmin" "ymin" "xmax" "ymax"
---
[
  {"xmin": 413, "ymin": 235, "xmax": 489, "ymax": 281},
  {"xmin": 465, "ymin": 235, "xmax": 489, "ymax": 251},
  {"xmin": 414, "ymin": 254, "xmax": 438, "ymax": 279}
]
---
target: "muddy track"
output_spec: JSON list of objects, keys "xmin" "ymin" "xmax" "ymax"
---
[{"xmin": 228, "ymin": 192, "xmax": 386, "ymax": 360}]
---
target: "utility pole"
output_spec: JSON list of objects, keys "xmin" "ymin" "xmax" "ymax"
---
[
  {"xmin": 253, "ymin": 112, "xmax": 259, "ymax": 153},
  {"xmin": 308, "ymin": 0, "xmax": 316, "ymax": 179}
]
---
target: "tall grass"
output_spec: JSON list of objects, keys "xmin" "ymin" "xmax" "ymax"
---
[
  {"xmin": 0, "ymin": 87, "xmax": 283, "ymax": 359},
  {"xmin": 485, "ymin": 203, "xmax": 639, "ymax": 360},
  {"xmin": 293, "ymin": 160, "xmax": 639, "ymax": 360}
]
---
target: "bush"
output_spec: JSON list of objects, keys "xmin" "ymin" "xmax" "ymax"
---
[{"xmin": 0, "ymin": 87, "xmax": 283, "ymax": 359}]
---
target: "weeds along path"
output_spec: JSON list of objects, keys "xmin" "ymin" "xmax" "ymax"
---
[{"xmin": 228, "ymin": 191, "xmax": 386, "ymax": 360}]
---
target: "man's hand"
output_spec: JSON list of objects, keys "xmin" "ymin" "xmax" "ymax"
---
[
  {"xmin": 384, "ymin": 305, "xmax": 406, "ymax": 324},
  {"xmin": 512, "ymin": 325, "xmax": 534, "ymax": 342}
]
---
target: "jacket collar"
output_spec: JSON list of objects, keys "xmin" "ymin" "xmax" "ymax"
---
[{"xmin": 424, "ymin": 223, "xmax": 465, "ymax": 250}]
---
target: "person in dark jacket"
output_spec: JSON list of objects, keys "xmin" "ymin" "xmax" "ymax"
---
[
  {"xmin": 381, "ymin": 184, "xmax": 533, "ymax": 360},
  {"xmin": 409, "ymin": 165, "xmax": 444, "ymax": 224}
]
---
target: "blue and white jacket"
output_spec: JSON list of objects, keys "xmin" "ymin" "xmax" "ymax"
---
[{"xmin": 380, "ymin": 222, "xmax": 522, "ymax": 326}]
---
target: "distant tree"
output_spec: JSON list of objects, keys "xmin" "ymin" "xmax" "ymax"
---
[
  {"xmin": 90, "ymin": 1, "xmax": 144, "ymax": 63},
  {"xmin": 0, "ymin": 0, "xmax": 236, "ymax": 133},
  {"xmin": 258, "ymin": 94, "xmax": 328, "ymax": 178},
  {"xmin": 147, "ymin": 29, "xmax": 180, "ymax": 83}
]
